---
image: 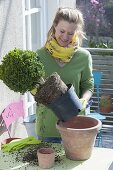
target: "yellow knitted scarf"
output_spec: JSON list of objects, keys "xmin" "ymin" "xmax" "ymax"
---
[{"xmin": 45, "ymin": 37, "xmax": 76, "ymax": 63}]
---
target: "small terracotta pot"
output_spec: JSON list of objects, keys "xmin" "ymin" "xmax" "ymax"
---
[
  {"xmin": 100, "ymin": 95, "xmax": 113, "ymax": 113},
  {"xmin": 37, "ymin": 147, "xmax": 55, "ymax": 169},
  {"xmin": 56, "ymin": 116, "xmax": 102, "ymax": 161}
]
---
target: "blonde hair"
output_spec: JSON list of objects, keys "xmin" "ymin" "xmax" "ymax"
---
[{"xmin": 47, "ymin": 7, "xmax": 86, "ymax": 46}]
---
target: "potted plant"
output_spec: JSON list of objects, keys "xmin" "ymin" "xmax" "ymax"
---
[
  {"xmin": 0, "ymin": 48, "xmax": 45, "ymax": 143},
  {"xmin": 0, "ymin": 48, "xmax": 45, "ymax": 94},
  {"xmin": 0, "ymin": 48, "xmax": 83, "ymax": 121}
]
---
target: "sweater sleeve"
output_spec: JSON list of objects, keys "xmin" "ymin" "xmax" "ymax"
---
[{"xmin": 80, "ymin": 50, "xmax": 94, "ymax": 96}]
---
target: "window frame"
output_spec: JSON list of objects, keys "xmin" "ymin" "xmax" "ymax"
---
[{"xmin": 22, "ymin": 0, "xmax": 47, "ymax": 117}]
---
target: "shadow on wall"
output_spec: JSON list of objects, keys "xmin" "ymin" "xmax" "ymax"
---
[{"xmin": 108, "ymin": 162, "xmax": 113, "ymax": 170}]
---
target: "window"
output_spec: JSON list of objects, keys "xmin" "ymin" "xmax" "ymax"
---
[{"xmin": 22, "ymin": 0, "xmax": 47, "ymax": 117}]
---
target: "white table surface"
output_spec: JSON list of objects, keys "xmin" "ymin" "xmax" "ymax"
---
[{"xmin": 0, "ymin": 144, "xmax": 113, "ymax": 170}]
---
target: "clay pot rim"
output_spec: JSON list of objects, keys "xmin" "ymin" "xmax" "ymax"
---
[
  {"xmin": 37, "ymin": 147, "xmax": 55, "ymax": 154},
  {"xmin": 56, "ymin": 116, "xmax": 102, "ymax": 131}
]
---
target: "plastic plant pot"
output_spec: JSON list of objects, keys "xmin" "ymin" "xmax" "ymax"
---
[{"xmin": 48, "ymin": 84, "xmax": 83, "ymax": 121}]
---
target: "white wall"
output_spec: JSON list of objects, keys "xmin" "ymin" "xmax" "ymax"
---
[
  {"xmin": 47, "ymin": 0, "xmax": 76, "ymax": 31},
  {"xmin": 0, "ymin": 0, "xmax": 23, "ymax": 59},
  {"xmin": 0, "ymin": 0, "xmax": 23, "ymax": 113},
  {"xmin": 59, "ymin": 0, "xmax": 76, "ymax": 8}
]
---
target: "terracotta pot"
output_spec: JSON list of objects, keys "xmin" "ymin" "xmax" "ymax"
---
[
  {"xmin": 1, "ymin": 138, "xmax": 21, "ymax": 145},
  {"xmin": 37, "ymin": 147, "xmax": 55, "ymax": 169},
  {"xmin": 56, "ymin": 116, "xmax": 102, "ymax": 161},
  {"xmin": 100, "ymin": 95, "xmax": 113, "ymax": 113}
]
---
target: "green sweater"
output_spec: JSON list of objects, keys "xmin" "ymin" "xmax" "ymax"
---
[{"xmin": 35, "ymin": 47, "xmax": 94, "ymax": 138}]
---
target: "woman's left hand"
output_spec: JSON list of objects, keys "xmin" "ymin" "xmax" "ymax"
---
[{"xmin": 79, "ymin": 98, "xmax": 88, "ymax": 109}]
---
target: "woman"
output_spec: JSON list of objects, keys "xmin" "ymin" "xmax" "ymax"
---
[{"xmin": 34, "ymin": 7, "xmax": 94, "ymax": 142}]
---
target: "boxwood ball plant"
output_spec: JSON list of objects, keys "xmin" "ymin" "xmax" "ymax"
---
[{"xmin": 0, "ymin": 48, "xmax": 45, "ymax": 94}]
